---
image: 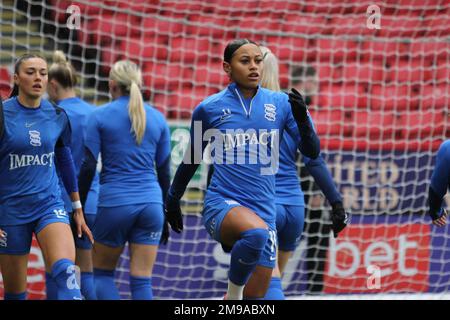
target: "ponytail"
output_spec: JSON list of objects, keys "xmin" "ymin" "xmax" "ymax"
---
[
  {"xmin": 9, "ymin": 84, "xmax": 19, "ymax": 98},
  {"xmin": 109, "ymin": 60, "xmax": 146, "ymax": 145},
  {"xmin": 128, "ymin": 81, "xmax": 146, "ymax": 145}
]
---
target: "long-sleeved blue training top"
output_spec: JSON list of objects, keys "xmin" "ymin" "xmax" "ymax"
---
[
  {"xmin": 429, "ymin": 139, "xmax": 450, "ymax": 215},
  {"xmin": 275, "ymin": 131, "xmax": 342, "ymax": 206},
  {"xmin": 56, "ymin": 97, "xmax": 99, "ymax": 214},
  {"xmin": 84, "ymin": 96, "xmax": 171, "ymax": 207},
  {"xmin": 0, "ymin": 97, "xmax": 72, "ymax": 225},
  {"xmin": 169, "ymin": 82, "xmax": 320, "ymax": 225}
]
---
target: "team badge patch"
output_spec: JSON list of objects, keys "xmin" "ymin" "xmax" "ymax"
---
[
  {"xmin": 264, "ymin": 104, "xmax": 276, "ymax": 121},
  {"xmin": 29, "ymin": 130, "xmax": 41, "ymax": 147}
]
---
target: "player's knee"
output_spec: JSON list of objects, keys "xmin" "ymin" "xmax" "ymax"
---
[{"xmin": 240, "ymin": 228, "xmax": 269, "ymax": 251}]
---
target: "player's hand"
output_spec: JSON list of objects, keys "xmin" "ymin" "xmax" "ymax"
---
[
  {"xmin": 72, "ymin": 208, "xmax": 94, "ymax": 244},
  {"xmin": 160, "ymin": 218, "xmax": 170, "ymax": 245},
  {"xmin": 0, "ymin": 228, "xmax": 6, "ymax": 240},
  {"xmin": 331, "ymin": 202, "xmax": 349, "ymax": 238},
  {"xmin": 288, "ymin": 88, "xmax": 309, "ymax": 124},
  {"xmin": 165, "ymin": 193, "xmax": 183, "ymax": 233},
  {"xmin": 431, "ymin": 208, "xmax": 448, "ymax": 227}
]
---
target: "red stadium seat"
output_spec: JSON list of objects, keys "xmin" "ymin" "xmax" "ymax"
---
[
  {"xmin": 0, "ymin": 67, "xmax": 10, "ymax": 86},
  {"xmin": 142, "ymin": 17, "xmax": 185, "ymax": 37},
  {"xmin": 361, "ymin": 41, "xmax": 411, "ymax": 62},
  {"xmin": 386, "ymin": 60, "xmax": 432, "ymax": 84},
  {"xmin": 302, "ymin": 0, "xmax": 346, "ymax": 14},
  {"xmin": 319, "ymin": 84, "xmax": 368, "ymax": 109},
  {"xmin": 400, "ymin": 110, "xmax": 446, "ymax": 139},
  {"xmin": 107, "ymin": 0, "xmax": 160, "ymax": 13},
  {"xmin": 51, "ymin": 0, "xmax": 104, "ymax": 23},
  {"xmin": 371, "ymin": 84, "xmax": 420, "ymax": 111},
  {"xmin": 89, "ymin": 14, "xmax": 141, "ymax": 45},
  {"xmin": 433, "ymin": 61, "xmax": 450, "ymax": 85},
  {"xmin": 268, "ymin": 37, "xmax": 312, "ymax": 62},
  {"xmin": 330, "ymin": 15, "xmax": 375, "ymax": 36},
  {"xmin": 193, "ymin": 63, "xmax": 229, "ymax": 88},
  {"xmin": 315, "ymin": 38, "xmax": 359, "ymax": 62},
  {"xmin": 384, "ymin": 0, "xmax": 444, "ymax": 15},
  {"xmin": 352, "ymin": 111, "xmax": 398, "ymax": 139},
  {"xmin": 420, "ymin": 85, "xmax": 449, "ymax": 109},
  {"xmin": 410, "ymin": 41, "xmax": 449, "ymax": 62},
  {"xmin": 186, "ymin": 16, "xmax": 231, "ymax": 38},
  {"xmin": 169, "ymin": 38, "xmax": 213, "ymax": 63},
  {"xmin": 341, "ymin": 61, "xmax": 386, "ymax": 85},
  {"xmin": 378, "ymin": 15, "xmax": 425, "ymax": 37},
  {"xmin": 143, "ymin": 63, "xmax": 194, "ymax": 89},
  {"xmin": 170, "ymin": 87, "xmax": 217, "ymax": 119},
  {"xmin": 283, "ymin": 15, "xmax": 331, "ymax": 36},
  {"xmin": 308, "ymin": 109, "xmax": 352, "ymax": 137},
  {"xmin": 120, "ymin": 37, "xmax": 168, "ymax": 62},
  {"xmin": 423, "ymin": 14, "xmax": 450, "ymax": 37}
]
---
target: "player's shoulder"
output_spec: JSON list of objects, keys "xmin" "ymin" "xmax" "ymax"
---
[
  {"xmin": 193, "ymin": 88, "xmax": 231, "ymax": 118},
  {"xmin": 439, "ymin": 140, "xmax": 450, "ymax": 155},
  {"xmin": 144, "ymin": 103, "xmax": 167, "ymax": 125}
]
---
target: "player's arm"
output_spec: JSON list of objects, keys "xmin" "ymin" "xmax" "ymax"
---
[
  {"xmin": 155, "ymin": 120, "xmax": 171, "ymax": 244},
  {"xmin": 56, "ymin": 116, "xmax": 94, "ymax": 243},
  {"xmin": 303, "ymin": 153, "xmax": 349, "ymax": 237},
  {"xmin": 283, "ymin": 89, "xmax": 320, "ymax": 159},
  {"xmin": 165, "ymin": 105, "xmax": 210, "ymax": 233},
  {"xmin": 428, "ymin": 140, "xmax": 450, "ymax": 226}
]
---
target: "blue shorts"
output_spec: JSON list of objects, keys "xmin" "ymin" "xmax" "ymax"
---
[
  {"xmin": 93, "ymin": 203, "xmax": 164, "ymax": 247},
  {"xmin": 276, "ymin": 204, "xmax": 305, "ymax": 252},
  {"xmin": 202, "ymin": 196, "xmax": 277, "ymax": 269},
  {"xmin": 70, "ymin": 213, "xmax": 96, "ymax": 250},
  {"xmin": 0, "ymin": 207, "xmax": 70, "ymax": 255}
]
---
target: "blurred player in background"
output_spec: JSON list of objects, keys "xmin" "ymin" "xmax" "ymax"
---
[
  {"xmin": 165, "ymin": 39, "xmax": 321, "ymax": 299},
  {"xmin": 78, "ymin": 60, "xmax": 171, "ymax": 300},
  {"xmin": 0, "ymin": 53, "xmax": 93, "ymax": 300},
  {"xmin": 259, "ymin": 46, "xmax": 348, "ymax": 299},
  {"xmin": 46, "ymin": 50, "xmax": 100, "ymax": 300},
  {"xmin": 290, "ymin": 64, "xmax": 337, "ymax": 293},
  {"xmin": 428, "ymin": 140, "xmax": 449, "ymax": 227}
]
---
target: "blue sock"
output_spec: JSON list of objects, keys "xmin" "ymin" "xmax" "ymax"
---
[
  {"xmin": 229, "ymin": 228, "xmax": 269, "ymax": 286},
  {"xmin": 264, "ymin": 277, "xmax": 285, "ymax": 300},
  {"xmin": 51, "ymin": 259, "xmax": 82, "ymax": 300},
  {"xmin": 93, "ymin": 268, "xmax": 120, "ymax": 300},
  {"xmin": 81, "ymin": 272, "xmax": 97, "ymax": 300},
  {"xmin": 45, "ymin": 272, "xmax": 58, "ymax": 300},
  {"xmin": 4, "ymin": 292, "xmax": 26, "ymax": 300},
  {"xmin": 130, "ymin": 276, "xmax": 153, "ymax": 300}
]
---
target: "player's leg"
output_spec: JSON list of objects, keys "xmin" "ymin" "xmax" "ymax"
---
[
  {"xmin": 91, "ymin": 206, "xmax": 130, "ymax": 300},
  {"xmin": 277, "ymin": 205, "xmax": 305, "ymax": 274},
  {"xmin": 219, "ymin": 206, "xmax": 270, "ymax": 300},
  {"xmin": 35, "ymin": 211, "xmax": 81, "ymax": 300},
  {"xmin": 264, "ymin": 204, "xmax": 287, "ymax": 300},
  {"xmin": 128, "ymin": 203, "xmax": 164, "ymax": 300},
  {"xmin": 75, "ymin": 214, "xmax": 96, "ymax": 300},
  {"xmin": 92, "ymin": 242, "xmax": 123, "ymax": 299},
  {"xmin": 0, "ymin": 224, "xmax": 33, "ymax": 300}
]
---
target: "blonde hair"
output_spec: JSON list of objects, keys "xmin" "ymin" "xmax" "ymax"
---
[
  {"xmin": 109, "ymin": 60, "xmax": 146, "ymax": 145},
  {"xmin": 260, "ymin": 46, "xmax": 281, "ymax": 92},
  {"xmin": 48, "ymin": 50, "xmax": 77, "ymax": 88}
]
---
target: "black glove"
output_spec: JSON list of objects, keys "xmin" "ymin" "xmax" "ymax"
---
[
  {"xmin": 330, "ymin": 202, "xmax": 349, "ymax": 238},
  {"xmin": 165, "ymin": 193, "xmax": 183, "ymax": 233},
  {"xmin": 160, "ymin": 218, "xmax": 170, "ymax": 245},
  {"xmin": 288, "ymin": 88, "xmax": 309, "ymax": 124}
]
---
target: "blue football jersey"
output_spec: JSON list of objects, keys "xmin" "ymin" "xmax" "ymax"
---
[
  {"xmin": 85, "ymin": 96, "xmax": 171, "ymax": 207},
  {"xmin": 275, "ymin": 133, "xmax": 305, "ymax": 206},
  {"xmin": 192, "ymin": 82, "xmax": 315, "ymax": 225},
  {"xmin": 0, "ymin": 97, "xmax": 69, "ymax": 225},
  {"xmin": 56, "ymin": 97, "xmax": 99, "ymax": 215},
  {"xmin": 430, "ymin": 140, "xmax": 450, "ymax": 199}
]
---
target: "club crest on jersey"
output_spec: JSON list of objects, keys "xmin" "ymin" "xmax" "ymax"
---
[
  {"xmin": 220, "ymin": 108, "xmax": 232, "ymax": 121},
  {"xmin": 264, "ymin": 104, "xmax": 276, "ymax": 121},
  {"xmin": 29, "ymin": 130, "xmax": 41, "ymax": 147}
]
